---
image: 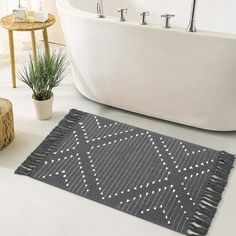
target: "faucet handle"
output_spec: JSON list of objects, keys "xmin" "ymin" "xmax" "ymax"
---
[
  {"xmin": 161, "ymin": 13, "xmax": 175, "ymax": 28},
  {"xmin": 140, "ymin": 11, "xmax": 150, "ymax": 25},
  {"xmin": 117, "ymin": 8, "xmax": 128, "ymax": 22},
  {"xmin": 117, "ymin": 8, "xmax": 128, "ymax": 13}
]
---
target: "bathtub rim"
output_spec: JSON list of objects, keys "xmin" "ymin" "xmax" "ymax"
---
[{"xmin": 57, "ymin": 0, "xmax": 236, "ymax": 40}]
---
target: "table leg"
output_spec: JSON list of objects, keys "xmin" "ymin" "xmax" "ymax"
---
[
  {"xmin": 31, "ymin": 31, "xmax": 37, "ymax": 62},
  {"xmin": 42, "ymin": 28, "xmax": 50, "ymax": 58},
  {"xmin": 8, "ymin": 30, "xmax": 16, "ymax": 88}
]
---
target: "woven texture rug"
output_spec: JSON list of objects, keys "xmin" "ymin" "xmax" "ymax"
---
[{"xmin": 16, "ymin": 109, "xmax": 235, "ymax": 236}]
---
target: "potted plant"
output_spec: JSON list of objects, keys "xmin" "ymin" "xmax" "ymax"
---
[{"xmin": 18, "ymin": 50, "xmax": 68, "ymax": 120}]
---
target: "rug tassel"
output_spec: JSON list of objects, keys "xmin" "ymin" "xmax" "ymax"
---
[
  {"xmin": 186, "ymin": 151, "xmax": 235, "ymax": 236},
  {"xmin": 15, "ymin": 109, "xmax": 86, "ymax": 176}
]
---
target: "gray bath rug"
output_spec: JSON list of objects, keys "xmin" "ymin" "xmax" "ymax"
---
[{"xmin": 15, "ymin": 109, "xmax": 234, "ymax": 236}]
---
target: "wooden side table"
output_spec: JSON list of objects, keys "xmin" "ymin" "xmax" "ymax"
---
[{"xmin": 0, "ymin": 12, "xmax": 56, "ymax": 88}]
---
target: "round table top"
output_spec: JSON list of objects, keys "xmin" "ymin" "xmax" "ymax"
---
[{"xmin": 0, "ymin": 12, "xmax": 56, "ymax": 31}]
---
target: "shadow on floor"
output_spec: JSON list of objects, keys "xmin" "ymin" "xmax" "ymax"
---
[{"xmin": 0, "ymin": 130, "xmax": 44, "ymax": 170}]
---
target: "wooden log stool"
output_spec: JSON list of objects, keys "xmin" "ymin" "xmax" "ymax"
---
[{"xmin": 0, "ymin": 98, "xmax": 14, "ymax": 151}]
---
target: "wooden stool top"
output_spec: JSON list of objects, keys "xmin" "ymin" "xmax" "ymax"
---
[
  {"xmin": 0, "ymin": 98, "xmax": 12, "ymax": 118},
  {"xmin": 0, "ymin": 11, "xmax": 56, "ymax": 31}
]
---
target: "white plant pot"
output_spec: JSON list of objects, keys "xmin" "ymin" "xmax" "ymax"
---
[{"xmin": 32, "ymin": 94, "xmax": 54, "ymax": 120}]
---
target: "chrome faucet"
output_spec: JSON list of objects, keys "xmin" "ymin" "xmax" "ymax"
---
[
  {"xmin": 140, "ymin": 12, "xmax": 150, "ymax": 25},
  {"xmin": 161, "ymin": 13, "xmax": 175, "ymax": 28},
  {"xmin": 117, "ymin": 8, "xmax": 128, "ymax": 22},
  {"xmin": 96, "ymin": 0, "xmax": 105, "ymax": 18},
  {"xmin": 187, "ymin": 0, "xmax": 198, "ymax": 32}
]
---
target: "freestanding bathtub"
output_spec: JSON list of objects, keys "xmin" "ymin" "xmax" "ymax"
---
[{"xmin": 57, "ymin": 0, "xmax": 236, "ymax": 131}]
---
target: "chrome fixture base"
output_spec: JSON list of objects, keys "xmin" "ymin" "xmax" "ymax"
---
[{"xmin": 187, "ymin": 22, "xmax": 197, "ymax": 32}]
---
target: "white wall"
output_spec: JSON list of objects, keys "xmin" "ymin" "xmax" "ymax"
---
[
  {"xmin": 39, "ymin": 0, "xmax": 65, "ymax": 45},
  {"xmin": 0, "ymin": 1, "xmax": 9, "ymax": 54},
  {"xmin": 126, "ymin": 0, "xmax": 236, "ymax": 34},
  {"xmin": 70, "ymin": 0, "xmax": 236, "ymax": 35}
]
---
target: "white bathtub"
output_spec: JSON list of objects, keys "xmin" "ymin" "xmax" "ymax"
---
[{"xmin": 57, "ymin": 0, "xmax": 236, "ymax": 131}]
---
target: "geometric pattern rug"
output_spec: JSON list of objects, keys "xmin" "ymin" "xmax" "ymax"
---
[{"xmin": 15, "ymin": 109, "xmax": 235, "ymax": 236}]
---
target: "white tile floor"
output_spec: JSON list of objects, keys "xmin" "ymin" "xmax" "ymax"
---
[{"xmin": 0, "ymin": 45, "xmax": 235, "ymax": 236}]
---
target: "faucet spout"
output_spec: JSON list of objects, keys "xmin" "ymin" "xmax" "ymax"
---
[{"xmin": 187, "ymin": 0, "xmax": 198, "ymax": 32}]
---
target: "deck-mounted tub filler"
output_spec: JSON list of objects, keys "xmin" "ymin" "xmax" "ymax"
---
[{"xmin": 57, "ymin": 0, "xmax": 236, "ymax": 131}]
